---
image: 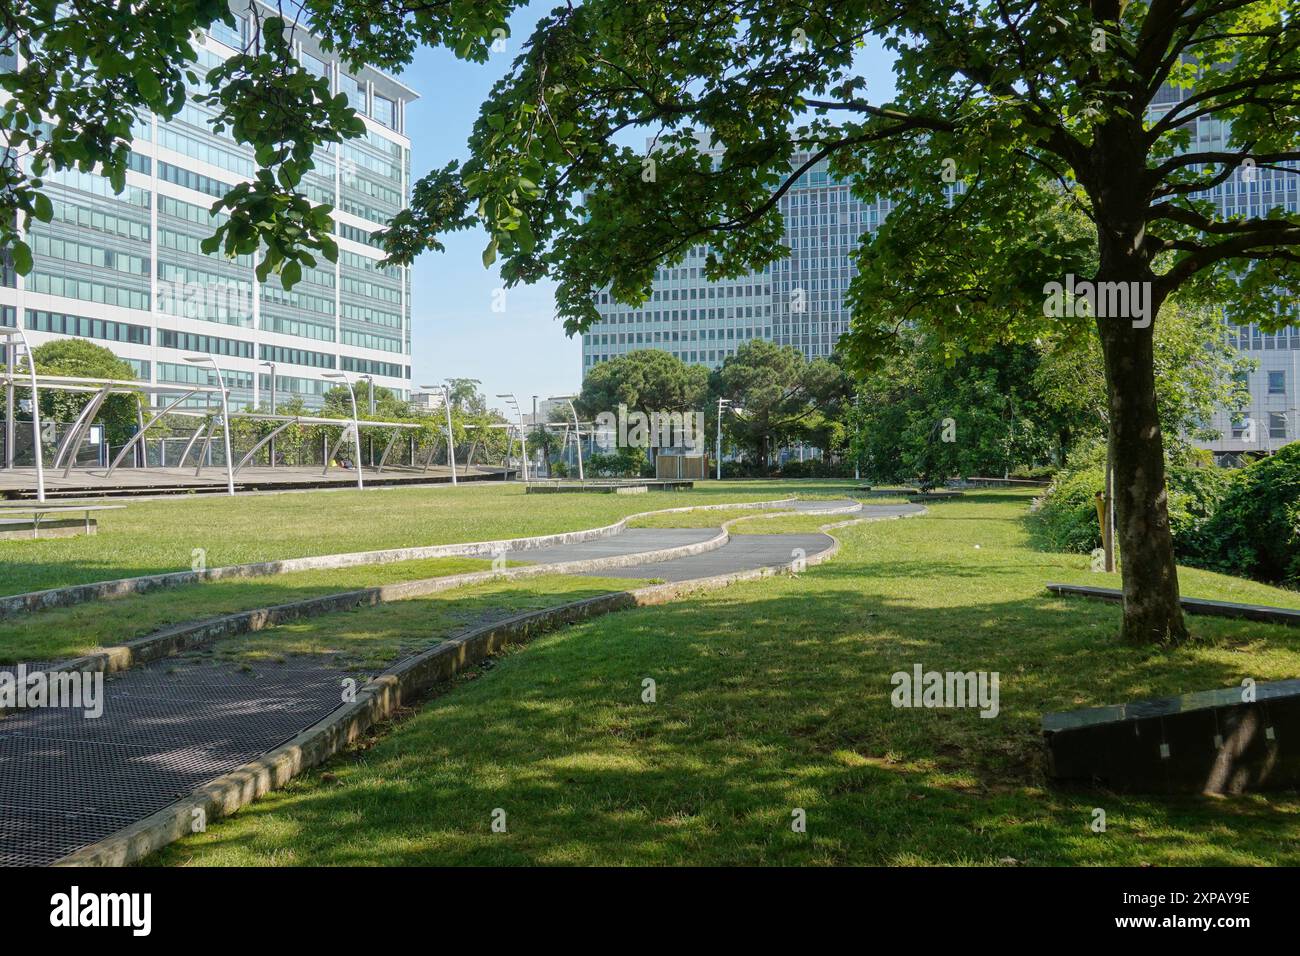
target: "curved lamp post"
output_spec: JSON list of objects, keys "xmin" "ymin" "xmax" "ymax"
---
[
  {"xmin": 259, "ymin": 360, "xmax": 276, "ymax": 467},
  {"xmin": 323, "ymin": 371, "xmax": 364, "ymax": 490},
  {"xmin": 715, "ymin": 398, "xmax": 734, "ymax": 481},
  {"xmin": 420, "ymin": 384, "xmax": 456, "ymax": 485},
  {"xmin": 549, "ymin": 395, "xmax": 583, "ymax": 480},
  {"xmin": 496, "ymin": 392, "xmax": 529, "ymax": 481},
  {"xmin": 183, "ymin": 355, "xmax": 235, "ymax": 495}
]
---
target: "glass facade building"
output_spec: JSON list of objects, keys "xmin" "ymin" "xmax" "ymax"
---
[
  {"xmin": 1, "ymin": 2, "xmax": 417, "ymax": 411},
  {"xmin": 583, "ymin": 149, "xmax": 886, "ymax": 371},
  {"xmin": 1149, "ymin": 80, "xmax": 1300, "ymax": 457}
]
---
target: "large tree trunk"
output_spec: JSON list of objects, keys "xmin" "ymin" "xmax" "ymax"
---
[{"xmin": 1096, "ymin": 309, "xmax": 1189, "ymax": 645}]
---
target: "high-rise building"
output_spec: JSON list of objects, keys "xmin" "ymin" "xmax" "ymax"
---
[
  {"xmin": 1148, "ymin": 81, "xmax": 1300, "ymax": 459},
  {"xmin": 584, "ymin": 149, "xmax": 884, "ymax": 372},
  {"xmin": 1, "ymin": 2, "xmax": 417, "ymax": 411}
]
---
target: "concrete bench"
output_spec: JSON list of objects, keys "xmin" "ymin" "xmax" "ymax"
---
[{"xmin": 0, "ymin": 503, "xmax": 126, "ymax": 539}]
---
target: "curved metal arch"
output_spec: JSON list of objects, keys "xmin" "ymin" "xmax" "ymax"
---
[
  {"xmin": 54, "ymin": 385, "xmax": 112, "ymax": 476},
  {"xmin": 105, "ymin": 388, "xmax": 202, "ymax": 477},
  {"xmin": 233, "ymin": 418, "xmax": 298, "ymax": 476}
]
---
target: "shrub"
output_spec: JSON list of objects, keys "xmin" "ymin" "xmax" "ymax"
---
[
  {"xmin": 585, "ymin": 447, "xmax": 647, "ymax": 478},
  {"xmin": 1035, "ymin": 444, "xmax": 1237, "ymax": 559},
  {"xmin": 1010, "ymin": 464, "xmax": 1059, "ymax": 481},
  {"xmin": 1186, "ymin": 444, "xmax": 1300, "ymax": 586},
  {"xmin": 1033, "ymin": 447, "xmax": 1108, "ymax": 554}
]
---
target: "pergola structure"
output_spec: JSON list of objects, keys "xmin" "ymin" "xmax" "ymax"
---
[{"xmin": 0, "ymin": 351, "xmax": 439, "ymax": 497}]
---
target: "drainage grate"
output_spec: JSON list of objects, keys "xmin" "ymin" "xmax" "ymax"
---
[{"xmin": 0, "ymin": 655, "xmax": 350, "ymax": 866}]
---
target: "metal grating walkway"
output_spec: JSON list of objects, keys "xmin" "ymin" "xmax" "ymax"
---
[{"xmin": 0, "ymin": 656, "xmax": 348, "ymax": 866}]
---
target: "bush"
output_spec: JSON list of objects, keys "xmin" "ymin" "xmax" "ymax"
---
[
  {"xmin": 776, "ymin": 459, "xmax": 855, "ymax": 479},
  {"xmin": 1185, "ymin": 444, "xmax": 1300, "ymax": 586},
  {"xmin": 1010, "ymin": 464, "xmax": 1059, "ymax": 482},
  {"xmin": 585, "ymin": 448, "xmax": 647, "ymax": 478},
  {"xmin": 1035, "ymin": 443, "xmax": 1236, "ymax": 558},
  {"xmin": 1033, "ymin": 447, "xmax": 1108, "ymax": 554}
]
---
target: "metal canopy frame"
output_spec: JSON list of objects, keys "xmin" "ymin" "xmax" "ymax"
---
[
  {"xmin": 0, "ymin": 367, "xmax": 425, "ymax": 495},
  {"xmin": 162, "ymin": 409, "xmax": 422, "ymax": 486}
]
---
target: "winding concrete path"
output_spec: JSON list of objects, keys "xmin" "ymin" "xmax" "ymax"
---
[{"xmin": 0, "ymin": 499, "xmax": 915, "ymax": 866}]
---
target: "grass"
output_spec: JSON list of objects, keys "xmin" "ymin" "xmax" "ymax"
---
[
  {"xmin": 155, "ymin": 490, "xmax": 1300, "ymax": 867},
  {"xmin": 198, "ymin": 573, "xmax": 643, "ymax": 671},
  {"xmin": 0, "ymin": 480, "xmax": 841, "ymax": 598},
  {"xmin": 0, "ymin": 556, "xmax": 508, "ymax": 664}
]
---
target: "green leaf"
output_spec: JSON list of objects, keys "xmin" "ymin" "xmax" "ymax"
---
[{"xmin": 10, "ymin": 241, "xmax": 32, "ymax": 275}]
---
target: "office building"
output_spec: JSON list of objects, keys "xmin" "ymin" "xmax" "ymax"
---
[{"xmin": 1, "ymin": 1, "xmax": 416, "ymax": 412}]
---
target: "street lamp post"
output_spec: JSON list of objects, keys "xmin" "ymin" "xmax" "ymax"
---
[
  {"xmin": 496, "ymin": 393, "xmax": 529, "ymax": 481},
  {"xmin": 549, "ymin": 395, "xmax": 583, "ymax": 480},
  {"xmin": 360, "ymin": 374, "xmax": 375, "ymax": 466},
  {"xmin": 260, "ymin": 360, "xmax": 276, "ymax": 468},
  {"xmin": 323, "ymin": 371, "xmax": 364, "ymax": 490},
  {"xmin": 421, "ymin": 384, "xmax": 457, "ymax": 485},
  {"xmin": 715, "ymin": 398, "xmax": 734, "ymax": 481},
  {"xmin": 183, "ymin": 356, "xmax": 236, "ymax": 496}
]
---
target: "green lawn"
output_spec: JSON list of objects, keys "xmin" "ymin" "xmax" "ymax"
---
[
  {"xmin": 0, "ymin": 480, "xmax": 838, "ymax": 598},
  {"xmin": 155, "ymin": 490, "xmax": 1300, "ymax": 867},
  {"xmin": 0, "ymin": 556, "xmax": 504, "ymax": 664},
  {"xmin": 201, "ymin": 573, "xmax": 643, "ymax": 671}
]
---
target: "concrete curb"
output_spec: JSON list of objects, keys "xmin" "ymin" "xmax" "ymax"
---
[
  {"xmin": 54, "ymin": 513, "xmax": 849, "ymax": 867},
  {"xmin": 0, "ymin": 497, "xmax": 798, "ymax": 619},
  {"xmin": 1046, "ymin": 582, "xmax": 1300, "ymax": 627}
]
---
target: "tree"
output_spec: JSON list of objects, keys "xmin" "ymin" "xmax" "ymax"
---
[
  {"xmin": 1035, "ymin": 297, "xmax": 1253, "ymax": 461},
  {"xmin": 577, "ymin": 349, "xmax": 708, "ymax": 419},
  {"xmin": 18, "ymin": 339, "xmax": 140, "ymax": 446},
  {"xmin": 322, "ymin": 379, "xmax": 412, "ymax": 421},
  {"xmin": 576, "ymin": 349, "xmax": 708, "ymax": 460},
  {"xmin": 710, "ymin": 339, "xmax": 846, "ymax": 472},
  {"xmin": 850, "ymin": 335, "xmax": 1063, "ymax": 484},
  {"xmin": 360, "ymin": 1, "xmax": 1300, "ymax": 645}
]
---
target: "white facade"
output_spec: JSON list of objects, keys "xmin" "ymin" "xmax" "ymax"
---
[
  {"xmin": 1, "ymin": 3, "xmax": 417, "ymax": 412},
  {"xmin": 583, "ymin": 150, "xmax": 885, "ymax": 372}
]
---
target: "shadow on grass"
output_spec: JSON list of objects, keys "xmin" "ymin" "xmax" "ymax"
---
[{"xmin": 160, "ymin": 574, "xmax": 1300, "ymax": 867}]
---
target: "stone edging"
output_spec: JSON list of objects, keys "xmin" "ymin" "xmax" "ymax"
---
[
  {"xmin": 54, "ymin": 513, "xmax": 851, "ymax": 867},
  {"xmin": 0, "ymin": 497, "xmax": 800, "ymax": 619},
  {"xmin": 30, "ymin": 499, "xmax": 872, "ymax": 680}
]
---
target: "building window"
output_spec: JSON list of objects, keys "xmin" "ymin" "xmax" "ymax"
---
[
  {"xmin": 1269, "ymin": 370, "xmax": 1286, "ymax": 395},
  {"xmin": 1230, "ymin": 416, "xmax": 1251, "ymax": 439},
  {"xmin": 372, "ymin": 94, "xmax": 396, "ymax": 130},
  {"xmin": 341, "ymin": 74, "xmax": 367, "ymax": 113},
  {"xmin": 25, "ymin": 309, "xmax": 150, "ymax": 345},
  {"xmin": 1270, "ymin": 412, "xmax": 1289, "ymax": 440}
]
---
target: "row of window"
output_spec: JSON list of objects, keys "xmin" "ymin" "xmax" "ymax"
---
[
  {"xmin": 259, "ymin": 345, "xmax": 336, "ymax": 369},
  {"xmin": 157, "ymin": 328, "xmax": 252, "ymax": 358},
  {"xmin": 26, "ymin": 309, "xmax": 150, "ymax": 344},
  {"xmin": 341, "ymin": 356, "xmax": 407, "ymax": 378}
]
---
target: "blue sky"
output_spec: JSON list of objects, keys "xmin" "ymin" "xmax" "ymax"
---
[{"xmin": 395, "ymin": 6, "xmax": 897, "ymax": 417}]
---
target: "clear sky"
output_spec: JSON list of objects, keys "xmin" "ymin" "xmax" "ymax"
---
[{"xmin": 396, "ymin": 7, "xmax": 897, "ymax": 418}]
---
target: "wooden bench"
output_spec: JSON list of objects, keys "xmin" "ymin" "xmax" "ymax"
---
[{"xmin": 0, "ymin": 504, "xmax": 126, "ymax": 539}]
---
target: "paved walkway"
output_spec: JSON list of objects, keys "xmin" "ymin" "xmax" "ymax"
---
[{"xmin": 0, "ymin": 500, "xmax": 917, "ymax": 865}]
